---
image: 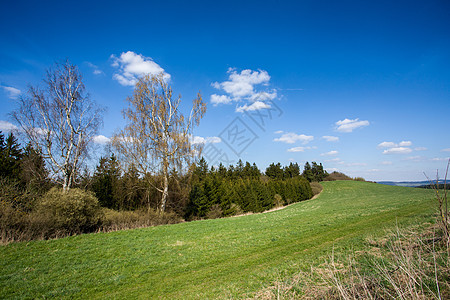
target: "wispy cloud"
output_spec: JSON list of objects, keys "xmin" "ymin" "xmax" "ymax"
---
[
  {"xmin": 111, "ymin": 51, "xmax": 170, "ymax": 86},
  {"xmin": 86, "ymin": 62, "xmax": 104, "ymax": 75},
  {"xmin": 335, "ymin": 118, "xmax": 369, "ymax": 133},
  {"xmin": 321, "ymin": 150, "xmax": 338, "ymax": 156},
  {"xmin": 0, "ymin": 120, "xmax": 19, "ymax": 131},
  {"xmin": 381, "ymin": 161, "xmax": 393, "ymax": 165},
  {"xmin": 274, "ymin": 131, "xmax": 314, "ymax": 144},
  {"xmin": 383, "ymin": 147, "xmax": 413, "ymax": 154},
  {"xmin": 322, "ymin": 135, "xmax": 339, "ymax": 142},
  {"xmin": 414, "ymin": 147, "xmax": 427, "ymax": 151},
  {"xmin": 1, "ymin": 86, "xmax": 21, "ymax": 99},
  {"xmin": 441, "ymin": 148, "xmax": 450, "ymax": 152},
  {"xmin": 287, "ymin": 146, "xmax": 314, "ymax": 152}
]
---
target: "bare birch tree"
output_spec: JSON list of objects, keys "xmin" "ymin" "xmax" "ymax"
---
[
  {"xmin": 11, "ymin": 60, "xmax": 104, "ymax": 191},
  {"xmin": 112, "ymin": 74, "xmax": 206, "ymax": 213}
]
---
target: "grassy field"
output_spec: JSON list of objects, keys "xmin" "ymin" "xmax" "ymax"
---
[{"xmin": 0, "ymin": 181, "xmax": 436, "ymax": 299}]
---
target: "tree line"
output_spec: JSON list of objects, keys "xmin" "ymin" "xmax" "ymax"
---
[{"xmin": 0, "ymin": 59, "xmax": 331, "ymax": 241}]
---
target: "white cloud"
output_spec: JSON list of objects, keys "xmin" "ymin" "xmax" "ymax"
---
[
  {"xmin": 213, "ymin": 68, "xmax": 270, "ymax": 99},
  {"xmin": 86, "ymin": 62, "xmax": 104, "ymax": 75},
  {"xmin": 322, "ymin": 135, "xmax": 339, "ymax": 142},
  {"xmin": 236, "ymin": 101, "xmax": 271, "ymax": 112},
  {"xmin": 414, "ymin": 147, "xmax": 427, "ymax": 151},
  {"xmin": 381, "ymin": 161, "xmax": 393, "ymax": 165},
  {"xmin": 0, "ymin": 120, "xmax": 19, "ymax": 131},
  {"xmin": 431, "ymin": 157, "xmax": 450, "ymax": 161},
  {"xmin": 1, "ymin": 86, "xmax": 21, "ymax": 99},
  {"xmin": 441, "ymin": 148, "xmax": 450, "ymax": 152},
  {"xmin": 211, "ymin": 68, "xmax": 277, "ymax": 106},
  {"xmin": 398, "ymin": 141, "xmax": 412, "ymax": 147},
  {"xmin": 335, "ymin": 118, "xmax": 369, "ymax": 133},
  {"xmin": 111, "ymin": 51, "xmax": 170, "ymax": 86},
  {"xmin": 287, "ymin": 146, "xmax": 314, "ymax": 152},
  {"xmin": 210, "ymin": 94, "xmax": 232, "ymax": 105},
  {"xmin": 93, "ymin": 135, "xmax": 111, "ymax": 144},
  {"xmin": 326, "ymin": 168, "xmax": 340, "ymax": 173},
  {"xmin": 191, "ymin": 135, "xmax": 221, "ymax": 145},
  {"xmin": 274, "ymin": 130, "xmax": 283, "ymax": 134},
  {"xmin": 274, "ymin": 132, "xmax": 314, "ymax": 144},
  {"xmin": 403, "ymin": 156, "xmax": 424, "ymax": 161},
  {"xmin": 383, "ymin": 147, "xmax": 413, "ymax": 154},
  {"xmin": 378, "ymin": 141, "xmax": 397, "ymax": 148},
  {"xmin": 347, "ymin": 162, "xmax": 367, "ymax": 166},
  {"xmin": 321, "ymin": 150, "xmax": 338, "ymax": 156},
  {"xmin": 325, "ymin": 158, "xmax": 341, "ymax": 162}
]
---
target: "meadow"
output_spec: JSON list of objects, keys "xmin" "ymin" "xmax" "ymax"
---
[{"xmin": 0, "ymin": 181, "xmax": 436, "ymax": 299}]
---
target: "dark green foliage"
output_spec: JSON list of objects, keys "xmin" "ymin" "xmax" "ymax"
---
[
  {"xmin": 265, "ymin": 162, "xmax": 283, "ymax": 179},
  {"xmin": 302, "ymin": 161, "xmax": 328, "ymax": 182},
  {"xmin": 91, "ymin": 154, "xmax": 121, "ymax": 209},
  {"xmin": 186, "ymin": 159, "xmax": 313, "ymax": 219},
  {"xmin": 0, "ymin": 131, "xmax": 23, "ymax": 181}
]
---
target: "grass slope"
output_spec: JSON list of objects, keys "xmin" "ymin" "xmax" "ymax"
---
[{"xmin": 0, "ymin": 181, "xmax": 436, "ymax": 299}]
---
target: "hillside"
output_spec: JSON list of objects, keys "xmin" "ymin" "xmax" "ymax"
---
[{"xmin": 0, "ymin": 181, "xmax": 436, "ymax": 299}]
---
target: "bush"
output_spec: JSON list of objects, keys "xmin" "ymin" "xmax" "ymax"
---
[
  {"xmin": 32, "ymin": 188, "xmax": 103, "ymax": 237},
  {"xmin": 323, "ymin": 171, "xmax": 352, "ymax": 181},
  {"xmin": 101, "ymin": 207, "xmax": 182, "ymax": 232},
  {"xmin": 309, "ymin": 182, "xmax": 323, "ymax": 196}
]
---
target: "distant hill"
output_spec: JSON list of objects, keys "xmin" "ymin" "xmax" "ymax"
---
[{"xmin": 377, "ymin": 180, "xmax": 447, "ymax": 187}]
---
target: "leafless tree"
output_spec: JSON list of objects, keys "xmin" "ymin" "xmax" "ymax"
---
[
  {"xmin": 11, "ymin": 60, "xmax": 104, "ymax": 191},
  {"xmin": 112, "ymin": 74, "xmax": 206, "ymax": 213}
]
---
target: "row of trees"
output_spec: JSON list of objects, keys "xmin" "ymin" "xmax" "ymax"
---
[{"xmin": 185, "ymin": 158, "xmax": 313, "ymax": 219}]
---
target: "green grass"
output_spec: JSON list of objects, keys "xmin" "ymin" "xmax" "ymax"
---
[{"xmin": 0, "ymin": 181, "xmax": 436, "ymax": 299}]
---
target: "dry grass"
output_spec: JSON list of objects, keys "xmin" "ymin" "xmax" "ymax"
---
[{"xmin": 252, "ymin": 222, "xmax": 450, "ymax": 300}]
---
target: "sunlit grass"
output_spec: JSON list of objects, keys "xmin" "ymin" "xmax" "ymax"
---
[{"xmin": 0, "ymin": 181, "xmax": 435, "ymax": 299}]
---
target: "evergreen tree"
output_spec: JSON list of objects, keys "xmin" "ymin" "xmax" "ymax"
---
[{"xmin": 0, "ymin": 132, "xmax": 23, "ymax": 181}]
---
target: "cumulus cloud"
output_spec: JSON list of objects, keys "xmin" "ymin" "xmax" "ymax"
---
[
  {"xmin": 211, "ymin": 68, "xmax": 277, "ymax": 110},
  {"xmin": 111, "ymin": 51, "xmax": 170, "ymax": 86},
  {"xmin": 0, "ymin": 120, "xmax": 19, "ymax": 131},
  {"xmin": 273, "ymin": 132, "xmax": 314, "ymax": 144},
  {"xmin": 235, "ymin": 101, "xmax": 271, "ymax": 112},
  {"xmin": 379, "ymin": 141, "xmax": 415, "ymax": 155},
  {"xmin": 322, "ymin": 135, "xmax": 339, "ymax": 142},
  {"xmin": 93, "ymin": 135, "xmax": 111, "ymax": 145},
  {"xmin": 335, "ymin": 118, "xmax": 369, "ymax": 133},
  {"xmin": 383, "ymin": 147, "xmax": 413, "ymax": 154},
  {"xmin": 1, "ymin": 86, "xmax": 21, "ymax": 99},
  {"xmin": 321, "ymin": 150, "xmax": 338, "ymax": 156}
]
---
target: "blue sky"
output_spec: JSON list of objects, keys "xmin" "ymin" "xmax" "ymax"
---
[{"xmin": 1, "ymin": 0, "xmax": 449, "ymax": 181}]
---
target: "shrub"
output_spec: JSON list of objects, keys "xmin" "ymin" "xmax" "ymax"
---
[
  {"xmin": 101, "ymin": 207, "xmax": 182, "ymax": 232},
  {"xmin": 309, "ymin": 182, "xmax": 323, "ymax": 196},
  {"xmin": 323, "ymin": 171, "xmax": 352, "ymax": 181},
  {"xmin": 353, "ymin": 177, "xmax": 366, "ymax": 181},
  {"xmin": 32, "ymin": 188, "xmax": 103, "ymax": 237}
]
